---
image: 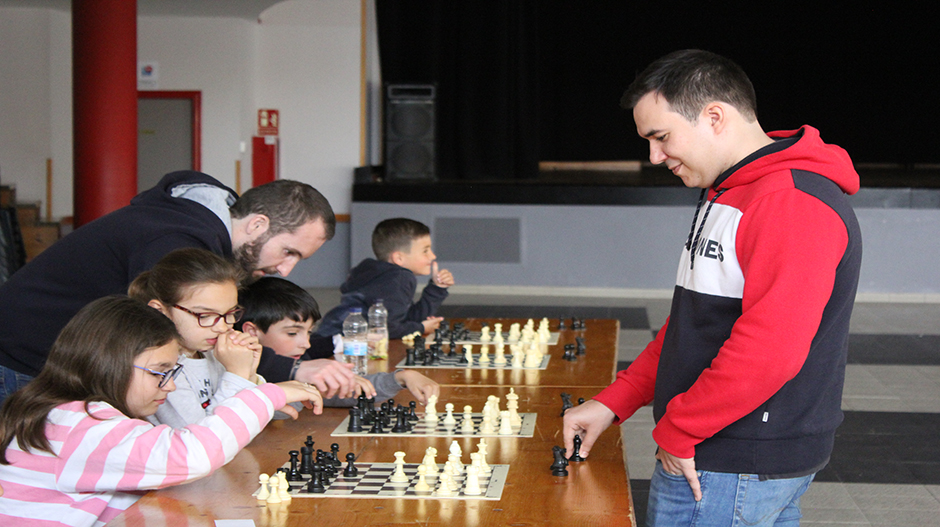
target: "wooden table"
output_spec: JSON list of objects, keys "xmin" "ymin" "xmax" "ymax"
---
[{"xmin": 107, "ymin": 319, "xmax": 636, "ymax": 527}]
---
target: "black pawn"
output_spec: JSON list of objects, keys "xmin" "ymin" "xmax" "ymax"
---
[
  {"xmin": 569, "ymin": 435, "xmax": 585, "ymax": 462},
  {"xmin": 307, "ymin": 464, "xmax": 326, "ymax": 493},
  {"xmin": 408, "ymin": 401, "xmax": 419, "ymax": 422},
  {"xmin": 347, "ymin": 407, "xmax": 363, "ymax": 433},
  {"xmin": 391, "ymin": 406, "xmax": 409, "ymax": 433},
  {"xmin": 369, "ymin": 413, "xmax": 386, "ymax": 434},
  {"xmin": 551, "ymin": 446, "xmax": 569, "ymax": 477},
  {"xmin": 343, "ymin": 452, "xmax": 359, "ymax": 477},
  {"xmin": 576, "ymin": 336, "xmax": 586, "ymax": 356},
  {"xmin": 331, "ymin": 443, "xmax": 342, "ymax": 467},
  {"xmin": 286, "ymin": 450, "xmax": 304, "ymax": 481},
  {"xmin": 560, "ymin": 392, "xmax": 573, "ymax": 417},
  {"xmin": 558, "ymin": 317, "xmax": 566, "ymax": 330},
  {"xmin": 578, "ymin": 397, "xmax": 586, "ymax": 405}
]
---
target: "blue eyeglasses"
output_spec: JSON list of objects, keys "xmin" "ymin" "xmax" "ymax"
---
[{"xmin": 134, "ymin": 363, "xmax": 184, "ymax": 388}]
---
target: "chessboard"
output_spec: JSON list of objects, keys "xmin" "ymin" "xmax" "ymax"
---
[
  {"xmin": 395, "ymin": 353, "xmax": 551, "ymax": 370},
  {"xmin": 430, "ymin": 330, "xmax": 560, "ymax": 346},
  {"xmin": 331, "ymin": 412, "xmax": 537, "ymax": 438},
  {"xmin": 265, "ymin": 462, "xmax": 510, "ymax": 500}
]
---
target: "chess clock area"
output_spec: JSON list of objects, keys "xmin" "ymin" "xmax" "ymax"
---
[{"xmin": 106, "ymin": 320, "xmax": 636, "ymax": 527}]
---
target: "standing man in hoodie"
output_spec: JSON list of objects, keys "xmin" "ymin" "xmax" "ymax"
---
[
  {"xmin": 563, "ymin": 50, "xmax": 862, "ymax": 526},
  {"xmin": 0, "ymin": 171, "xmax": 358, "ymax": 404}
]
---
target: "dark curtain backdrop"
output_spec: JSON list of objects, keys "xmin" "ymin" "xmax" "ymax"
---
[{"xmin": 377, "ymin": 2, "xmax": 939, "ymax": 181}]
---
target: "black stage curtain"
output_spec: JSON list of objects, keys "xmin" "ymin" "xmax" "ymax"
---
[{"xmin": 376, "ymin": 2, "xmax": 540, "ymax": 180}]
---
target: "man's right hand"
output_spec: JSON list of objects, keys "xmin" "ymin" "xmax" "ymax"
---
[
  {"xmin": 562, "ymin": 399, "xmax": 617, "ymax": 459},
  {"xmin": 292, "ymin": 359, "xmax": 357, "ymax": 399}
]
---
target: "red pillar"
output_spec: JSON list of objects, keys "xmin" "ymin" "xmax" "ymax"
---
[{"xmin": 72, "ymin": 0, "xmax": 138, "ymax": 227}]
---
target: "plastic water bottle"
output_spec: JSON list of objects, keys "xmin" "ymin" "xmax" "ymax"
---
[
  {"xmin": 367, "ymin": 300, "xmax": 389, "ymax": 359},
  {"xmin": 342, "ymin": 308, "xmax": 368, "ymax": 375}
]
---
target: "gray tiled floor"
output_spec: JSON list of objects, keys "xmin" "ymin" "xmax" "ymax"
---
[{"xmin": 308, "ymin": 288, "xmax": 940, "ymax": 526}]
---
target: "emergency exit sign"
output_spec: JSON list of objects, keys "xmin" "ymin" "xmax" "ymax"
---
[{"xmin": 257, "ymin": 109, "xmax": 279, "ymax": 136}]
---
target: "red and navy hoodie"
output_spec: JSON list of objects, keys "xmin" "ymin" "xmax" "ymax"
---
[{"xmin": 595, "ymin": 126, "xmax": 862, "ymax": 477}]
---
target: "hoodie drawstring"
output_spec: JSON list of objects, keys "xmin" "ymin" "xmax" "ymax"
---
[{"xmin": 686, "ymin": 188, "xmax": 727, "ymax": 270}]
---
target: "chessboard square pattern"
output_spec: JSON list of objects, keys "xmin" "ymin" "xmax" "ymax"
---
[
  {"xmin": 396, "ymin": 353, "xmax": 551, "ymax": 370},
  {"xmin": 331, "ymin": 412, "xmax": 537, "ymax": 438},
  {"xmin": 430, "ymin": 330, "xmax": 560, "ymax": 346},
  {"xmin": 278, "ymin": 462, "xmax": 510, "ymax": 500}
]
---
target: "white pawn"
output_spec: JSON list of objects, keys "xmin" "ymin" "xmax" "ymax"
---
[
  {"xmin": 511, "ymin": 345, "xmax": 524, "ymax": 368},
  {"xmin": 480, "ymin": 412, "xmax": 495, "ymax": 434},
  {"xmin": 266, "ymin": 475, "xmax": 282, "ymax": 504},
  {"xmin": 499, "ymin": 410, "xmax": 513, "ymax": 435},
  {"xmin": 447, "ymin": 452, "xmax": 463, "ymax": 475},
  {"xmin": 443, "ymin": 403, "xmax": 457, "ymax": 427},
  {"xmin": 414, "ymin": 464, "xmax": 431, "ymax": 492},
  {"xmin": 476, "ymin": 438, "xmax": 491, "ymax": 474},
  {"xmin": 436, "ymin": 471, "xmax": 454, "ymax": 497},
  {"xmin": 422, "ymin": 447, "xmax": 439, "ymax": 475},
  {"xmin": 425, "ymin": 394, "xmax": 438, "ymax": 422},
  {"xmin": 278, "ymin": 473, "xmax": 291, "ymax": 502},
  {"xmin": 256, "ymin": 473, "xmax": 270, "ymax": 500},
  {"xmin": 494, "ymin": 343, "xmax": 507, "ymax": 364},
  {"xmin": 460, "ymin": 405, "xmax": 475, "ymax": 434},
  {"xmin": 463, "ymin": 465, "xmax": 482, "ymax": 496},
  {"xmin": 478, "ymin": 344, "xmax": 490, "ymax": 363},
  {"xmin": 463, "ymin": 344, "xmax": 474, "ymax": 365},
  {"xmin": 480, "ymin": 326, "xmax": 491, "ymax": 342},
  {"xmin": 443, "ymin": 463, "xmax": 459, "ymax": 491},
  {"xmin": 493, "ymin": 323, "xmax": 503, "ymax": 336},
  {"xmin": 391, "ymin": 451, "xmax": 409, "ymax": 483}
]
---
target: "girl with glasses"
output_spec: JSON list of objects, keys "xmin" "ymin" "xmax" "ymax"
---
[
  {"xmin": 127, "ymin": 248, "xmax": 266, "ymax": 428},
  {"xmin": 0, "ymin": 296, "xmax": 322, "ymax": 526}
]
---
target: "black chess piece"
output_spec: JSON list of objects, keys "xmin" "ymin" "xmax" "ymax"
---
[
  {"xmin": 300, "ymin": 445, "xmax": 314, "ymax": 475},
  {"xmin": 343, "ymin": 452, "xmax": 358, "ymax": 477},
  {"xmin": 560, "ymin": 392, "xmax": 573, "ymax": 417},
  {"xmin": 347, "ymin": 407, "xmax": 363, "ymax": 433},
  {"xmin": 563, "ymin": 344, "xmax": 577, "ymax": 361},
  {"xmin": 558, "ymin": 317, "xmax": 566, "ymax": 330},
  {"xmin": 578, "ymin": 397, "xmax": 586, "ymax": 405},
  {"xmin": 576, "ymin": 336, "xmax": 586, "ymax": 356},
  {"xmin": 569, "ymin": 435, "xmax": 585, "ymax": 462},
  {"xmin": 391, "ymin": 407, "xmax": 409, "ymax": 433},
  {"xmin": 551, "ymin": 446, "xmax": 569, "ymax": 477},
  {"xmin": 369, "ymin": 412, "xmax": 386, "ymax": 434},
  {"xmin": 286, "ymin": 450, "xmax": 304, "ymax": 481},
  {"xmin": 405, "ymin": 347, "xmax": 416, "ymax": 366},
  {"xmin": 307, "ymin": 464, "xmax": 326, "ymax": 493},
  {"xmin": 330, "ymin": 444, "xmax": 342, "ymax": 467},
  {"xmin": 408, "ymin": 401, "xmax": 419, "ymax": 421}
]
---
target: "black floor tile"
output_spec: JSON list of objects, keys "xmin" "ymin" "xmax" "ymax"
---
[
  {"xmin": 848, "ymin": 334, "xmax": 940, "ymax": 365},
  {"xmin": 436, "ymin": 305, "xmax": 650, "ymax": 329}
]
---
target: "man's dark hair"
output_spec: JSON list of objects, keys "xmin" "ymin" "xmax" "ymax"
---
[
  {"xmin": 236, "ymin": 276, "xmax": 321, "ymax": 333},
  {"xmin": 372, "ymin": 218, "xmax": 430, "ymax": 262},
  {"xmin": 230, "ymin": 180, "xmax": 336, "ymax": 240},
  {"xmin": 621, "ymin": 49, "xmax": 758, "ymax": 123}
]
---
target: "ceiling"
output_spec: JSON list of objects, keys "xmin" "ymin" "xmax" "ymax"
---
[{"xmin": 0, "ymin": 0, "xmax": 286, "ymax": 20}]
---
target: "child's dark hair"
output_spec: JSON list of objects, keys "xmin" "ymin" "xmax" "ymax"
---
[
  {"xmin": 235, "ymin": 277, "xmax": 321, "ymax": 333},
  {"xmin": 0, "ymin": 296, "xmax": 180, "ymax": 464},
  {"xmin": 128, "ymin": 247, "xmax": 245, "ymax": 306},
  {"xmin": 372, "ymin": 218, "xmax": 430, "ymax": 262}
]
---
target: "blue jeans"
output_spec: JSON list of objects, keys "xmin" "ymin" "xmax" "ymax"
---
[
  {"xmin": 647, "ymin": 460, "xmax": 814, "ymax": 527},
  {"xmin": 0, "ymin": 364, "xmax": 34, "ymax": 404}
]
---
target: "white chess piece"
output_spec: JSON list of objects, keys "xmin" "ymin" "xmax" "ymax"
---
[
  {"xmin": 414, "ymin": 464, "xmax": 431, "ymax": 492},
  {"xmin": 436, "ymin": 471, "xmax": 454, "ymax": 497},
  {"xmin": 460, "ymin": 405, "xmax": 475, "ymax": 434},
  {"xmin": 494, "ymin": 343, "xmax": 506, "ymax": 364},
  {"xmin": 478, "ymin": 344, "xmax": 490, "ymax": 363},
  {"xmin": 499, "ymin": 410, "xmax": 513, "ymax": 435},
  {"xmin": 278, "ymin": 473, "xmax": 291, "ymax": 501},
  {"xmin": 443, "ymin": 463, "xmax": 459, "ymax": 491},
  {"xmin": 443, "ymin": 403, "xmax": 457, "ymax": 426},
  {"xmin": 480, "ymin": 326, "xmax": 491, "ymax": 342},
  {"xmin": 391, "ymin": 451, "xmax": 409, "ymax": 483},
  {"xmin": 266, "ymin": 475, "xmax": 282, "ymax": 504},
  {"xmin": 476, "ymin": 438, "xmax": 491, "ymax": 474},
  {"xmin": 256, "ymin": 473, "xmax": 270, "ymax": 500},
  {"xmin": 511, "ymin": 345, "xmax": 524, "ymax": 368},
  {"xmin": 422, "ymin": 447, "xmax": 439, "ymax": 475},
  {"xmin": 506, "ymin": 388, "xmax": 522, "ymax": 426},
  {"xmin": 480, "ymin": 411, "xmax": 495, "ymax": 434},
  {"xmin": 463, "ymin": 465, "xmax": 482, "ymax": 496},
  {"xmin": 425, "ymin": 394, "xmax": 438, "ymax": 421}
]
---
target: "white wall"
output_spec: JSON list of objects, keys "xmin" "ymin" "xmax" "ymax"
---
[{"xmin": 0, "ymin": 1, "xmax": 362, "ymax": 218}]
